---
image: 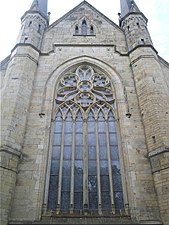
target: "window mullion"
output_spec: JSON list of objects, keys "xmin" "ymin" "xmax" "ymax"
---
[
  {"xmin": 83, "ymin": 120, "xmax": 88, "ymax": 211},
  {"xmin": 105, "ymin": 119, "xmax": 115, "ymax": 214},
  {"xmin": 56, "ymin": 119, "xmax": 65, "ymax": 214},
  {"xmin": 70, "ymin": 120, "xmax": 75, "ymax": 213},
  {"xmin": 95, "ymin": 120, "xmax": 102, "ymax": 215}
]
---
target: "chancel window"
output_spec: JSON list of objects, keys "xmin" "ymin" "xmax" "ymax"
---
[{"xmin": 48, "ymin": 65, "xmax": 124, "ymax": 214}]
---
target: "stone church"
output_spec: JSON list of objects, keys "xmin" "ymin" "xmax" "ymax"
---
[{"xmin": 0, "ymin": 0, "xmax": 169, "ymax": 224}]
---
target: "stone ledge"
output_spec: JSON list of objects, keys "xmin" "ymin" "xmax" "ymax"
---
[
  {"xmin": 0, "ymin": 146, "xmax": 21, "ymax": 158},
  {"xmin": 148, "ymin": 146, "xmax": 169, "ymax": 158},
  {"xmin": 8, "ymin": 217, "xmax": 163, "ymax": 225},
  {"xmin": 148, "ymin": 146, "xmax": 169, "ymax": 173}
]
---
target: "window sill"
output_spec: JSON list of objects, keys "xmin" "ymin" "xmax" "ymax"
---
[{"xmin": 73, "ymin": 34, "xmax": 96, "ymax": 37}]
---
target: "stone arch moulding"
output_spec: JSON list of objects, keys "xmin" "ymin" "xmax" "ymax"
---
[
  {"xmin": 41, "ymin": 56, "xmax": 131, "ymax": 216},
  {"xmin": 42, "ymin": 56, "xmax": 125, "ymax": 113}
]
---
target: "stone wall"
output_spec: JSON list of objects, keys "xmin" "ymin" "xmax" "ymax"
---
[{"xmin": 1, "ymin": 2, "xmax": 169, "ymax": 225}]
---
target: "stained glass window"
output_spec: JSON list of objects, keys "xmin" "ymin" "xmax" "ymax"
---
[{"xmin": 48, "ymin": 65, "xmax": 124, "ymax": 214}]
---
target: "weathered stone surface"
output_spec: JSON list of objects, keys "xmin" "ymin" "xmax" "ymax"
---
[{"xmin": 0, "ymin": 1, "xmax": 169, "ymax": 225}]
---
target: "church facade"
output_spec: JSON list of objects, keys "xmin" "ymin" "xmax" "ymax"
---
[{"xmin": 0, "ymin": 0, "xmax": 169, "ymax": 225}]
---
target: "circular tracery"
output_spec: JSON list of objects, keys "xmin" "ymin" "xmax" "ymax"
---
[{"xmin": 56, "ymin": 65, "xmax": 115, "ymax": 109}]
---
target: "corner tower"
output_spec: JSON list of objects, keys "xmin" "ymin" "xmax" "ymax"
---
[
  {"xmin": 16, "ymin": 0, "xmax": 49, "ymax": 49},
  {"xmin": 120, "ymin": 0, "xmax": 153, "ymax": 51},
  {"xmin": 120, "ymin": 1, "xmax": 169, "ymax": 225},
  {"xmin": 0, "ymin": 1, "xmax": 48, "ymax": 225}
]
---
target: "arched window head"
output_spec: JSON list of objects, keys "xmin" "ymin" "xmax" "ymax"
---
[
  {"xmin": 75, "ymin": 25, "xmax": 79, "ymax": 35},
  {"xmin": 82, "ymin": 19, "xmax": 87, "ymax": 35},
  {"xmin": 48, "ymin": 65, "xmax": 124, "ymax": 215},
  {"xmin": 38, "ymin": 24, "xmax": 41, "ymax": 33},
  {"xmin": 29, "ymin": 21, "xmax": 32, "ymax": 27},
  {"xmin": 90, "ymin": 25, "xmax": 94, "ymax": 35}
]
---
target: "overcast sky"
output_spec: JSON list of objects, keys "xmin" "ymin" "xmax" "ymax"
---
[{"xmin": 0, "ymin": 0, "xmax": 169, "ymax": 62}]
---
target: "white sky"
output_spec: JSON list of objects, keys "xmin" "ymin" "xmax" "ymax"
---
[{"xmin": 0, "ymin": 0, "xmax": 169, "ymax": 62}]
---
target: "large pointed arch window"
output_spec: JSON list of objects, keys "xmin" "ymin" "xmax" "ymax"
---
[{"xmin": 48, "ymin": 65, "xmax": 124, "ymax": 215}]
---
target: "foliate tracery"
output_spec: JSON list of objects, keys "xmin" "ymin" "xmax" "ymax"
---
[{"xmin": 56, "ymin": 65, "xmax": 115, "ymax": 111}]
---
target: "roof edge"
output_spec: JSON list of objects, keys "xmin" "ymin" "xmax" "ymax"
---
[{"xmin": 47, "ymin": 1, "xmax": 123, "ymax": 33}]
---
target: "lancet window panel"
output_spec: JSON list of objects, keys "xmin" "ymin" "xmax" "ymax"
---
[{"xmin": 48, "ymin": 65, "xmax": 124, "ymax": 214}]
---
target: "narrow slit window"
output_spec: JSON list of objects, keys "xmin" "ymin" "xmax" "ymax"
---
[
  {"xmin": 24, "ymin": 37, "xmax": 28, "ymax": 43},
  {"xmin": 90, "ymin": 25, "xmax": 94, "ymax": 35},
  {"xmin": 82, "ymin": 20, "xmax": 87, "ymax": 35},
  {"xmin": 141, "ymin": 39, "xmax": 145, "ymax": 44},
  {"xmin": 136, "ymin": 22, "xmax": 140, "ymax": 28},
  {"xmin": 29, "ymin": 21, "xmax": 32, "ymax": 27},
  {"xmin": 75, "ymin": 25, "xmax": 79, "ymax": 35},
  {"xmin": 38, "ymin": 24, "xmax": 41, "ymax": 33}
]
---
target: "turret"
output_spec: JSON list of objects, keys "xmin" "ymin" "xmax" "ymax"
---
[
  {"xmin": 120, "ymin": 1, "xmax": 169, "ymax": 224},
  {"xmin": 119, "ymin": 0, "xmax": 153, "ymax": 52},
  {"xmin": 16, "ymin": 0, "xmax": 49, "ymax": 50},
  {"xmin": 0, "ymin": 1, "xmax": 49, "ymax": 225}
]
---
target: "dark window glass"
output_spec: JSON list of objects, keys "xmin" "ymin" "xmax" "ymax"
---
[
  {"xmin": 110, "ymin": 146, "xmax": 119, "ymax": 160},
  {"xmin": 48, "ymin": 175, "xmax": 58, "ymax": 210},
  {"xmin": 82, "ymin": 19, "xmax": 87, "ymax": 35},
  {"xmin": 88, "ymin": 175, "xmax": 97, "ymax": 192},
  {"xmin": 74, "ymin": 160, "xmax": 83, "ymax": 191},
  {"xmin": 89, "ymin": 192, "xmax": 98, "ymax": 209},
  {"xmin": 74, "ymin": 192, "xmax": 83, "ymax": 210},
  {"xmin": 76, "ymin": 133, "xmax": 83, "ymax": 145},
  {"xmin": 109, "ymin": 133, "xmax": 118, "ymax": 145},
  {"xmin": 63, "ymin": 146, "xmax": 72, "ymax": 160},
  {"xmin": 53, "ymin": 133, "xmax": 62, "ymax": 145},
  {"xmin": 62, "ymin": 160, "xmax": 71, "ymax": 176},
  {"xmin": 61, "ymin": 192, "xmax": 70, "ymax": 210},
  {"xmin": 88, "ymin": 161, "xmax": 97, "ymax": 175},
  {"xmin": 88, "ymin": 133, "xmax": 96, "ymax": 146},
  {"xmin": 101, "ymin": 192, "xmax": 111, "ymax": 210},
  {"xmin": 75, "ymin": 25, "xmax": 79, "ymax": 34},
  {"xmin": 101, "ymin": 175, "xmax": 110, "ymax": 191},
  {"xmin": 90, "ymin": 25, "xmax": 94, "ymax": 35},
  {"xmin": 50, "ymin": 160, "xmax": 60, "ymax": 175},
  {"xmin": 99, "ymin": 146, "xmax": 108, "ymax": 159},
  {"xmin": 100, "ymin": 160, "xmax": 109, "ymax": 175},
  {"xmin": 88, "ymin": 146, "xmax": 96, "ymax": 160},
  {"xmin": 62, "ymin": 175, "xmax": 71, "ymax": 191},
  {"xmin": 52, "ymin": 146, "xmax": 61, "ymax": 160},
  {"xmin": 114, "ymin": 192, "xmax": 124, "ymax": 210},
  {"xmin": 99, "ymin": 133, "xmax": 107, "ymax": 145},
  {"xmin": 75, "ymin": 146, "xmax": 83, "ymax": 159}
]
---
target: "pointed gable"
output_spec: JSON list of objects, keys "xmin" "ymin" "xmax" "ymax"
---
[
  {"xmin": 42, "ymin": 1, "xmax": 127, "ymax": 54},
  {"xmin": 48, "ymin": 1, "xmax": 122, "ymax": 32}
]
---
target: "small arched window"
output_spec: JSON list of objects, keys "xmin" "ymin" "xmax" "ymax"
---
[
  {"xmin": 24, "ymin": 37, "xmax": 28, "ymax": 43},
  {"xmin": 29, "ymin": 21, "xmax": 32, "ymax": 27},
  {"xmin": 75, "ymin": 25, "xmax": 79, "ymax": 35},
  {"xmin": 38, "ymin": 24, "xmax": 41, "ymax": 33},
  {"xmin": 82, "ymin": 19, "xmax": 87, "ymax": 35},
  {"xmin": 136, "ymin": 22, "xmax": 140, "ymax": 28},
  {"xmin": 90, "ymin": 25, "xmax": 94, "ymax": 35}
]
